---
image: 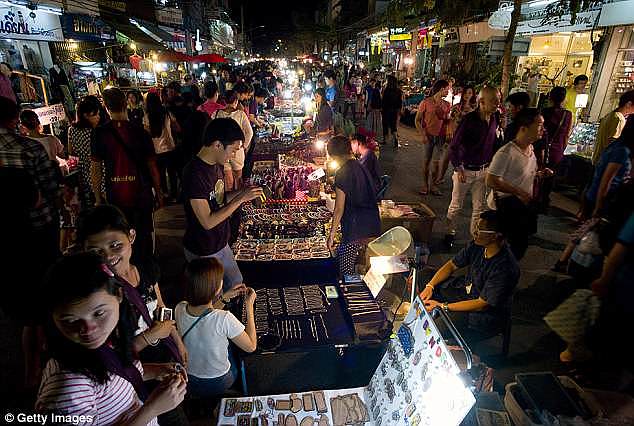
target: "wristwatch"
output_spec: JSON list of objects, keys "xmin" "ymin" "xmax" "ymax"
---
[{"xmin": 442, "ymin": 302, "xmax": 449, "ymax": 312}]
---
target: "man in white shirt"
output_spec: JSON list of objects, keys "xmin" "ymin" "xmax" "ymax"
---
[{"xmin": 486, "ymin": 108, "xmax": 553, "ymax": 260}]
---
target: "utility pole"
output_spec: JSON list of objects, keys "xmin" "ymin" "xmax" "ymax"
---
[{"xmin": 241, "ymin": 3, "xmax": 245, "ymax": 57}]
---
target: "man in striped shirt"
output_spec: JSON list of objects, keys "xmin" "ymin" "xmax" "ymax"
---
[{"xmin": 0, "ymin": 96, "xmax": 61, "ymax": 388}]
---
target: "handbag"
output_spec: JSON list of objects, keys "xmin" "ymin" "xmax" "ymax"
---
[
  {"xmin": 494, "ymin": 192, "xmax": 538, "ymax": 235},
  {"xmin": 544, "ymin": 289, "xmax": 600, "ymax": 344}
]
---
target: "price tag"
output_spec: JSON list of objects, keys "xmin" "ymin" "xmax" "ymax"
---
[{"xmin": 308, "ymin": 168, "xmax": 325, "ymax": 181}]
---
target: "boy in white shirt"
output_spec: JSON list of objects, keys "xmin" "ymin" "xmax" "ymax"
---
[{"xmin": 486, "ymin": 108, "xmax": 553, "ymax": 260}]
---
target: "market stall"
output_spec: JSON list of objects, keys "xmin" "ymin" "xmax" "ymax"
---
[{"xmin": 219, "ymin": 295, "xmax": 476, "ymax": 425}]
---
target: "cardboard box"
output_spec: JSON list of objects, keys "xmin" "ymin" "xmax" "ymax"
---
[{"xmin": 380, "ymin": 202, "xmax": 436, "ymax": 243}]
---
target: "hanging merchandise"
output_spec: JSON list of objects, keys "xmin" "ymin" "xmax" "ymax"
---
[{"xmin": 129, "ymin": 54, "xmax": 142, "ymax": 71}]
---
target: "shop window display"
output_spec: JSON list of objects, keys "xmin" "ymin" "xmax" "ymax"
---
[{"xmin": 516, "ymin": 31, "xmax": 600, "ymax": 96}]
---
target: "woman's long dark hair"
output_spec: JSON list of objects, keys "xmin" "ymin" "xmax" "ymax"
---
[
  {"xmin": 73, "ymin": 95, "xmax": 102, "ymax": 129},
  {"xmin": 43, "ymin": 252, "xmax": 137, "ymax": 385},
  {"xmin": 145, "ymin": 91, "xmax": 166, "ymax": 138},
  {"xmin": 461, "ymin": 85, "xmax": 477, "ymax": 109},
  {"xmin": 385, "ymin": 75, "xmax": 398, "ymax": 91}
]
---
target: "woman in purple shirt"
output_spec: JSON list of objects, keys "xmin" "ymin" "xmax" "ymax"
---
[{"xmin": 539, "ymin": 87, "xmax": 572, "ymax": 208}]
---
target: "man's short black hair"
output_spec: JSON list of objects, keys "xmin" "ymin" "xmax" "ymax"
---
[
  {"xmin": 506, "ymin": 91, "xmax": 531, "ymax": 108},
  {"xmin": 202, "ymin": 117, "xmax": 244, "ymax": 148},
  {"xmin": 573, "ymin": 75, "xmax": 588, "ymax": 86},
  {"xmin": 0, "ymin": 96, "xmax": 19, "ymax": 125},
  {"xmin": 234, "ymin": 81, "xmax": 252, "ymax": 94},
  {"xmin": 549, "ymin": 86, "xmax": 567, "ymax": 105},
  {"xmin": 479, "ymin": 210, "xmax": 505, "ymax": 236},
  {"xmin": 618, "ymin": 90, "xmax": 634, "ymax": 108},
  {"xmin": 352, "ymin": 133, "xmax": 367, "ymax": 145},
  {"xmin": 167, "ymin": 80, "xmax": 181, "ymax": 93},
  {"xmin": 102, "ymin": 87, "xmax": 127, "ymax": 113},
  {"xmin": 204, "ymin": 80, "xmax": 218, "ymax": 99},
  {"xmin": 327, "ymin": 135, "xmax": 351, "ymax": 158},
  {"xmin": 254, "ymin": 87, "xmax": 269, "ymax": 98},
  {"xmin": 514, "ymin": 107, "xmax": 541, "ymax": 130}
]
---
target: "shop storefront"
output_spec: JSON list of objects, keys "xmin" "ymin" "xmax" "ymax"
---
[
  {"xmin": 0, "ymin": 3, "xmax": 63, "ymax": 107},
  {"xmin": 457, "ymin": 21, "xmax": 506, "ymax": 84},
  {"xmin": 588, "ymin": 0, "xmax": 634, "ymax": 121},
  {"xmin": 55, "ymin": 13, "xmax": 116, "ymax": 98},
  {"xmin": 490, "ymin": 0, "xmax": 603, "ymax": 102}
]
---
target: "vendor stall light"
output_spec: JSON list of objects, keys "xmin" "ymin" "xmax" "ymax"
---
[
  {"xmin": 193, "ymin": 63, "xmax": 199, "ymax": 69},
  {"xmin": 315, "ymin": 139, "xmax": 325, "ymax": 150},
  {"xmin": 130, "ymin": 42, "xmax": 137, "ymax": 51},
  {"xmin": 212, "ymin": 69, "xmax": 217, "ymax": 74},
  {"xmin": 304, "ymin": 82, "xmax": 313, "ymax": 92},
  {"xmin": 201, "ymin": 71, "xmax": 207, "ymax": 79},
  {"xmin": 328, "ymin": 160, "xmax": 339, "ymax": 170}
]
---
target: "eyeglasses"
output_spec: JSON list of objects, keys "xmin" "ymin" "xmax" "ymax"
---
[{"xmin": 475, "ymin": 227, "xmax": 497, "ymax": 235}]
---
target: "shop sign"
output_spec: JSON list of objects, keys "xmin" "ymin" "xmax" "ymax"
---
[
  {"xmin": 61, "ymin": 14, "xmax": 115, "ymax": 42},
  {"xmin": 156, "ymin": 7, "xmax": 183, "ymax": 27},
  {"xmin": 209, "ymin": 19, "xmax": 234, "ymax": 48},
  {"xmin": 489, "ymin": 0, "xmax": 603, "ymax": 34},
  {"xmin": 32, "ymin": 104, "xmax": 66, "ymax": 126},
  {"xmin": 389, "ymin": 27, "xmax": 412, "ymax": 41},
  {"xmin": 98, "ymin": 0, "xmax": 126, "ymax": 13},
  {"xmin": 0, "ymin": 5, "xmax": 63, "ymax": 42},
  {"xmin": 460, "ymin": 21, "xmax": 504, "ymax": 43},
  {"xmin": 598, "ymin": 0, "xmax": 634, "ymax": 27},
  {"xmin": 489, "ymin": 36, "xmax": 531, "ymax": 56}
]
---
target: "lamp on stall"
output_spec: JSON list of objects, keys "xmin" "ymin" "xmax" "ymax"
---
[
  {"xmin": 363, "ymin": 227, "xmax": 413, "ymax": 297},
  {"xmin": 130, "ymin": 42, "xmax": 137, "ymax": 52}
]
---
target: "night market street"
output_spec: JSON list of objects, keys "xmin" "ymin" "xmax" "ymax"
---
[{"xmin": 2, "ymin": 0, "xmax": 634, "ymax": 424}]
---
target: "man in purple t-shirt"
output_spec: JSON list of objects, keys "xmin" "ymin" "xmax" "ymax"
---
[
  {"xmin": 182, "ymin": 118, "xmax": 263, "ymax": 290},
  {"xmin": 445, "ymin": 87, "xmax": 501, "ymax": 247}
]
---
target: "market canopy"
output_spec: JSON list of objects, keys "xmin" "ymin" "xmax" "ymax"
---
[{"xmin": 190, "ymin": 53, "xmax": 228, "ymax": 63}]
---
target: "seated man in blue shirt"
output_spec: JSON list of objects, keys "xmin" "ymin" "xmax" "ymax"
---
[{"xmin": 421, "ymin": 210, "xmax": 520, "ymax": 340}]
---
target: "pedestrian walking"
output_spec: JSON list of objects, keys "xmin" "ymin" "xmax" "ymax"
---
[
  {"xmin": 144, "ymin": 92, "xmax": 180, "ymax": 203},
  {"xmin": 538, "ymin": 87, "xmax": 573, "ymax": 209},
  {"xmin": 445, "ymin": 86, "xmax": 501, "ymax": 246},
  {"xmin": 381, "ymin": 75, "xmax": 403, "ymax": 147},
  {"xmin": 591, "ymin": 90, "xmax": 634, "ymax": 165},
  {"xmin": 91, "ymin": 87, "xmax": 163, "ymax": 263},
  {"xmin": 486, "ymin": 108, "xmax": 554, "ymax": 260},
  {"xmin": 416, "ymin": 79, "xmax": 451, "ymax": 195},
  {"xmin": 68, "ymin": 96, "xmax": 102, "ymax": 208}
]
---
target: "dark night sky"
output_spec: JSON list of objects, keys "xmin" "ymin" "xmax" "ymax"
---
[{"xmin": 230, "ymin": 0, "xmax": 319, "ymax": 54}]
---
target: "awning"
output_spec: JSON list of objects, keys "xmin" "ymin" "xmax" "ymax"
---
[
  {"xmin": 100, "ymin": 15, "xmax": 165, "ymax": 49},
  {"xmin": 190, "ymin": 53, "xmax": 227, "ymax": 63},
  {"xmin": 131, "ymin": 19, "xmax": 174, "ymax": 44}
]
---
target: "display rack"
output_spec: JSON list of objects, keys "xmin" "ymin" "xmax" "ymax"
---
[{"xmin": 218, "ymin": 296, "xmax": 475, "ymax": 426}]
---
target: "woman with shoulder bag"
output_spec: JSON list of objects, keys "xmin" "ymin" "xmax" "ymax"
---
[{"xmin": 144, "ymin": 92, "xmax": 180, "ymax": 203}]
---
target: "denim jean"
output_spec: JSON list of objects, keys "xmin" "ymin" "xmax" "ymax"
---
[
  {"xmin": 187, "ymin": 361, "xmax": 238, "ymax": 399},
  {"xmin": 184, "ymin": 244, "xmax": 243, "ymax": 291}
]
